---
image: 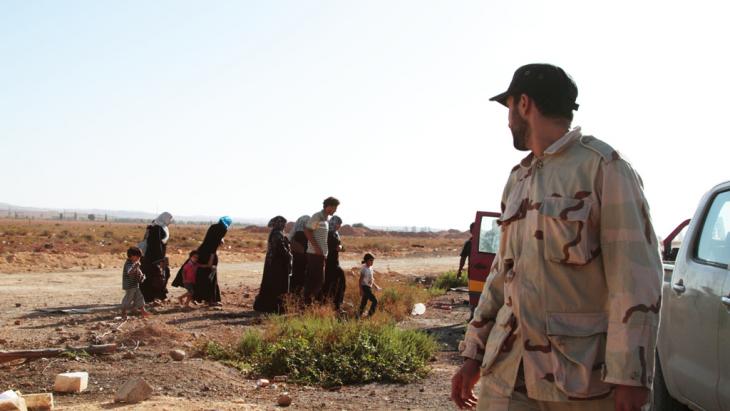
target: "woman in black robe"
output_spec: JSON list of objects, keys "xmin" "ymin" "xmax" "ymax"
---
[
  {"xmin": 139, "ymin": 212, "xmax": 173, "ymax": 303},
  {"xmin": 288, "ymin": 215, "xmax": 309, "ymax": 294},
  {"xmin": 322, "ymin": 215, "xmax": 346, "ymax": 310},
  {"xmin": 253, "ymin": 216, "xmax": 293, "ymax": 313},
  {"xmin": 194, "ymin": 216, "xmax": 231, "ymax": 306}
]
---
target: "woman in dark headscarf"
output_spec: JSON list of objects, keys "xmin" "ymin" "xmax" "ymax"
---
[
  {"xmin": 194, "ymin": 216, "xmax": 231, "ymax": 306},
  {"xmin": 139, "ymin": 212, "xmax": 173, "ymax": 303},
  {"xmin": 253, "ymin": 216, "xmax": 293, "ymax": 313},
  {"xmin": 321, "ymin": 215, "xmax": 346, "ymax": 310},
  {"xmin": 287, "ymin": 215, "xmax": 310, "ymax": 294}
]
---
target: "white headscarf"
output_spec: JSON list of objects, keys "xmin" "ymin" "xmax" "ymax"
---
[
  {"xmin": 151, "ymin": 212, "xmax": 173, "ymax": 244},
  {"xmin": 288, "ymin": 215, "xmax": 310, "ymax": 240}
]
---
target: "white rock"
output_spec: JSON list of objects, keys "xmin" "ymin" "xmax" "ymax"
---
[
  {"xmin": 53, "ymin": 372, "xmax": 88, "ymax": 393},
  {"xmin": 0, "ymin": 390, "xmax": 27, "ymax": 411},
  {"xmin": 256, "ymin": 379, "xmax": 270, "ymax": 388},
  {"xmin": 21, "ymin": 393, "xmax": 53, "ymax": 410},
  {"xmin": 114, "ymin": 378, "xmax": 152, "ymax": 404},
  {"xmin": 411, "ymin": 303, "xmax": 426, "ymax": 316}
]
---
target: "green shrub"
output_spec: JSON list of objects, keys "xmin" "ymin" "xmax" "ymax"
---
[
  {"xmin": 432, "ymin": 270, "xmax": 467, "ymax": 290},
  {"xmin": 206, "ymin": 315, "xmax": 438, "ymax": 387}
]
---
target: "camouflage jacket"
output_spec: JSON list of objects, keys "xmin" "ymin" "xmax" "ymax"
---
[{"xmin": 459, "ymin": 127, "xmax": 663, "ymax": 401}]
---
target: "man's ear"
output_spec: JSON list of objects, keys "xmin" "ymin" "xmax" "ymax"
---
[{"xmin": 518, "ymin": 94, "xmax": 531, "ymax": 116}]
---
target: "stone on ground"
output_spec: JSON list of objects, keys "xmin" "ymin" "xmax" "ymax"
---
[
  {"xmin": 0, "ymin": 390, "xmax": 27, "ymax": 411},
  {"xmin": 169, "ymin": 349, "xmax": 186, "ymax": 361},
  {"xmin": 53, "ymin": 372, "xmax": 88, "ymax": 393},
  {"xmin": 21, "ymin": 393, "xmax": 53, "ymax": 410},
  {"xmin": 114, "ymin": 378, "xmax": 152, "ymax": 404},
  {"xmin": 277, "ymin": 393, "xmax": 292, "ymax": 407}
]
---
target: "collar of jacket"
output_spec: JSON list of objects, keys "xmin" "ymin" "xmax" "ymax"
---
[{"xmin": 518, "ymin": 126, "xmax": 583, "ymax": 168}]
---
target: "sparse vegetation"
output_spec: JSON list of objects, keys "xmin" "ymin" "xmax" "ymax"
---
[
  {"xmin": 204, "ymin": 270, "xmax": 440, "ymax": 386},
  {"xmin": 432, "ymin": 270, "xmax": 467, "ymax": 292},
  {"xmin": 204, "ymin": 313, "xmax": 437, "ymax": 387}
]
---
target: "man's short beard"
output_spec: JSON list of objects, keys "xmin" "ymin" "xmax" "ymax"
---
[{"xmin": 510, "ymin": 109, "xmax": 530, "ymax": 151}]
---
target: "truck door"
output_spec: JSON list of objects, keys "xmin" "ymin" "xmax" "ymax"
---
[
  {"xmin": 468, "ymin": 211, "xmax": 500, "ymax": 308},
  {"xmin": 663, "ymin": 188, "xmax": 730, "ymax": 410},
  {"xmin": 719, "ymin": 271, "xmax": 730, "ymax": 411}
]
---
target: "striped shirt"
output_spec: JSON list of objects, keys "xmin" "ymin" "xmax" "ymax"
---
[
  {"xmin": 122, "ymin": 260, "xmax": 145, "ymax": 290},
  {"xmin": 306, "ymin": 210, "xmax": 329, "ymax": 257}
]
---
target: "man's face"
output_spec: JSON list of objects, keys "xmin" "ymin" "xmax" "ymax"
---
[
  {"xmin": 325, "ymin": 205, "xmax": 338, "ymax": 216},
  {"xmin": 508, "ymin": 96, "xmax": 530, "ymax": 151},
  {"xmin": 130, "ymin": 255, "xmax": 140, "ymax": 263}
]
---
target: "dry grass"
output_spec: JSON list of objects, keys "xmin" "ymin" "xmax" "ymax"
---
[{"xmin": 0, "ymin": 219, "xmax": 466, "ymax": 273}]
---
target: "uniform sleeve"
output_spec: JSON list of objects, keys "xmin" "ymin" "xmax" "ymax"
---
[
  {"xmin": 598, "ymin": 158, "xmax": 662, "ymax": 388},
  {"xmin": 459, "ymin": 245, "xmax": 505, "ymax": 362}
]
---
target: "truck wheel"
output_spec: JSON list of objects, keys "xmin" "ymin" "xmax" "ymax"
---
[{"xmin": 651, "ymin": 353, "xmax": 689, "ymax": 411}]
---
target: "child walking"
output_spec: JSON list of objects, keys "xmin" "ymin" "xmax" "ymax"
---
[
  {"xmin": 121, "ymin": 247, "xmax": 150, "ymax": 319},
  {"xmin": 358, "ymin": 253, "xmax": 381, "ymax": 318},
  {"xmin": 178, "ymin": 250, "xmax": 199, "ymax": 307}
]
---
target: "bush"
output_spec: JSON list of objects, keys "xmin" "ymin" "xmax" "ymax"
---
[
  {"xmin": 205, "ymin": 314, "xmax": 438, "ymax": 387},
  {"xmin": 432, "ymin": 270, "xmax": 467, "ymax": 291}
]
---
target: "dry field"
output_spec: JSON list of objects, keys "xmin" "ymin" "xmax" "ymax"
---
[
  {"xmin": 0, "ymin": 219, "xmax": 467, "ymax": 274},
  {"xmin": 0, "ymin": 219, "xmax": 473, "ymax": 410}
]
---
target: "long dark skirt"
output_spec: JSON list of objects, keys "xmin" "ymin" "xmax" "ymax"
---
[
  {"xmin": 140, "ymin": 259, "xmax": 167, "ymax": 302},
  {"xmin": 290, "ymin": 251, "xmax": 307, "ymax": 294},
  {"xmin": 193, "ymin": 266, "xmax": 221, "ymax": 305},
  {"xmin": 253, "ymin": 260, "xmax": 290, "ymax": 313}
]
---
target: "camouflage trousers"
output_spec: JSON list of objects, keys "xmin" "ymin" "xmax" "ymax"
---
[{"xmin": 477, "ymin": 388, "xmax": 614, "ymax": 411}]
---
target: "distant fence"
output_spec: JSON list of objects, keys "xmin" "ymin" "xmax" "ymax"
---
[
  {"xmin": 0, "ymin": 210, "xmax": 245, "ymax": 226},
  {"xmin": 2, "ymin": 210, "xmax": 114, "ymax": 222}
]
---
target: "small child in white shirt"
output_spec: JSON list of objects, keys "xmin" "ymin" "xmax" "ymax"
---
[{"xmin": 358, "ymin": 253, "xmax": 381, "ymax": 317}]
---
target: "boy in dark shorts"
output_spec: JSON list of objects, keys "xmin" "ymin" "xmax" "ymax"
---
[{"xmin": 121, "ymin": 247, "xmax": 150, "ymax": 319}]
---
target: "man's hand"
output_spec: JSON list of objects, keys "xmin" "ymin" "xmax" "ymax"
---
[
  {"xmin": 614, "ymin": 385, "xmax": 649, "ymax": 411},
  {"xmin": 451, "ymin": 358, "xmax": 481, "ymax": 409},
  {"xmin": 456, "ymin": 269, "xmax": 462, "ymax": 278}
]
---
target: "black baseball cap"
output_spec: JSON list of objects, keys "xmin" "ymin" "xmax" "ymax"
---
[{"xmin": 490, "ymin": 64, "xmax": 579, "ymax": 112}]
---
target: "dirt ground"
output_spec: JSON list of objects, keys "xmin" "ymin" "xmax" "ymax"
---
[{"xmin": 0, "ymin": 256, "xmax": 471, "ymax": 410}]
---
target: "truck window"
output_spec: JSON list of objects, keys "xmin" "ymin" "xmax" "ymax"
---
[
  {"xmin": 696, "ymin": 190, "xmax": 730, "ymax": 267},
  {"xmin": 478, "ymin": 215, "xmax": 500, "ymax": 254}
]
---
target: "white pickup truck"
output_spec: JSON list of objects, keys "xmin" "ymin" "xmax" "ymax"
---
[{"xmin": 653, "ymin": 181, "xmax": 730, "ymax": 410}]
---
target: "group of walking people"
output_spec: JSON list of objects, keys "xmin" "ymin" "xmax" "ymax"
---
[
  {"xmin": 253, "ymin": 196, "xmax": 348, "ymax": 314},
  {"xmin": 120, "ymin": 213, "xmax": 232, "ymax": 317},
  {"xmin": 121, "ymin": 196, "xmax": 381, "ymax": 319}
]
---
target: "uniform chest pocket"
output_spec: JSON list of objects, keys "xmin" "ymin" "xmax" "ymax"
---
[{"xmin": 539, "ymin": 197, "xmax": 596, "ymax": 265}]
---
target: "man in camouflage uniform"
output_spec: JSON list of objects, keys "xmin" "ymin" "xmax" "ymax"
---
[{"xmin": 451, "ymin": 64, "xmax": 662, "ymax": 411}]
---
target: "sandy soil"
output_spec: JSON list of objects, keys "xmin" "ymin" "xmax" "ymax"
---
[{"xmin": 0, "ymin": 256, "xmax": 469, "ymax": 411}]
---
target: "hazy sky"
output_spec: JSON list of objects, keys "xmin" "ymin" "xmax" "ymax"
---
[{"xmin": 1, "ymin": 0, "xmax": 728, "ymax": 233}]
